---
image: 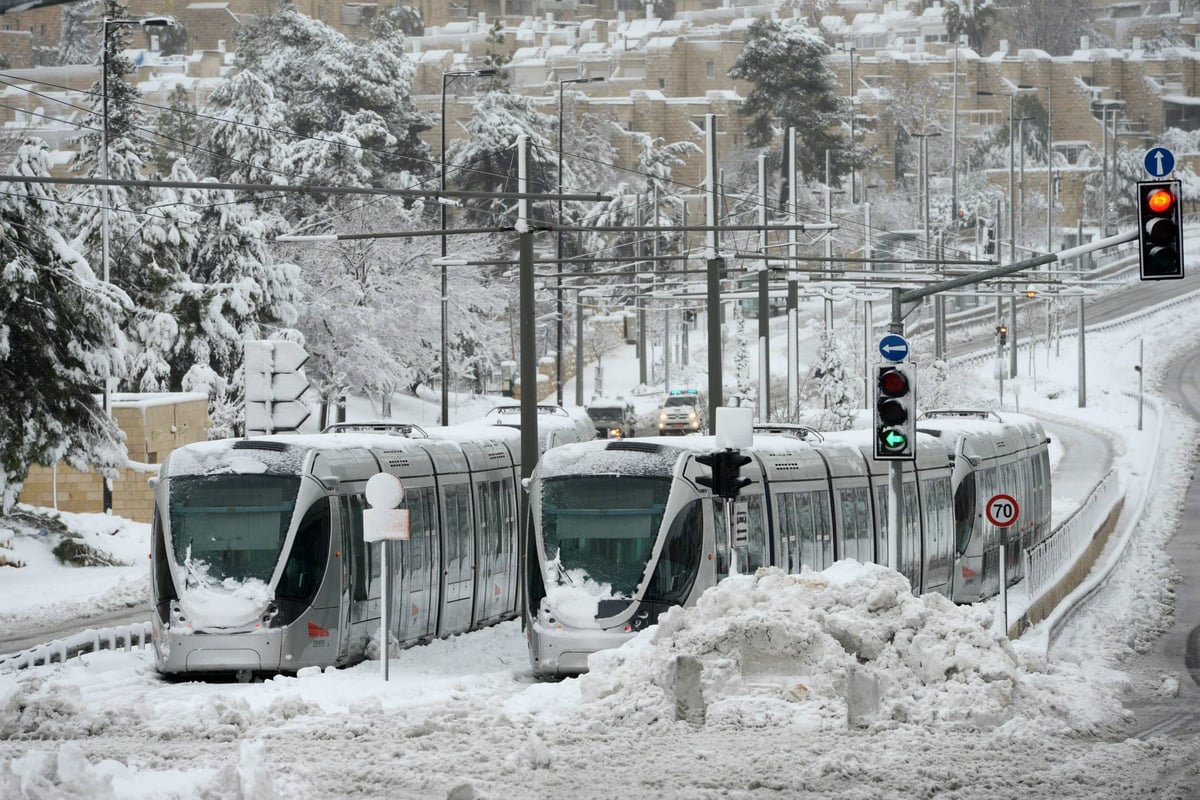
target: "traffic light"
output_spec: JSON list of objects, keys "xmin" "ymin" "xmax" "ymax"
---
[
  {"xmin": 1137, "ymin": 179, "xmax": 1185, "ymax": 281},
  {"xmin": 696, "ymin": 450, "xmax": 754, "ymax": 498},
  {"xmin": 996, "ymin": 325, "xmax": 1008, "ymax": 345},
  {"xmin": 874, "ymin": 364, "xmax": 916, "ymax": 461},
  {"xmin": 244, "ymin": 340, "xmax": 312, "ymax": 435}
]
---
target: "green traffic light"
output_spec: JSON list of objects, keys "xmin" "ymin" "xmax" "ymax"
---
[{"xmin": 880, "ymin": 429, "xmax": 907, "ymax": 450}]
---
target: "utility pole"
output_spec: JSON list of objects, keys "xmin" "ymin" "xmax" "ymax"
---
[
  {"xmin": 757, "ymin": 153, "xmax": 770, "ymax": 421},
  {"xmin": 705, "ymin": 114, "xmax": 723, "ymax": 433},
  {"xmin": 786, "ymin": 128, "xmax": 800, "ymax": 419}
]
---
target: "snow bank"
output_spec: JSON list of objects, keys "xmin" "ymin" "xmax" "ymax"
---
[{"xmin": 561, "ymin": 562, "xmax": 1126, "ymax": 737}]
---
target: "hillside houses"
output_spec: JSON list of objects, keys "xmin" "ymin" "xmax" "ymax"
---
[{"xmin": 0, "ymin": 0, "xmax": 1197, "ymax": 239}]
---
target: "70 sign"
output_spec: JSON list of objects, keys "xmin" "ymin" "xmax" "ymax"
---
[{"xmin": 986, "ymin": 494, "xmax": 1020, "ymax": 528}]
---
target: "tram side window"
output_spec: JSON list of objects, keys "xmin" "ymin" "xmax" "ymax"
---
[
  {"xmin": 980, "ymin": 466, "xmax": 999, "ymax": 548},
  {"xmin": 772, "ymin": 493, "xmax": 794, "ymax": 573},
  {"xmin": 837, "ymin": 486, "xmax": 871, "ymax": 563},
  {"xmin": 151, "ymin": 510, "xmax": 176, "ymax": 621},
  {"xmin": 480, "ymin": 480, "xmax": 502, "ymax": 559},
  {"xmin": 794, "ymin": 491, "xmax": 817, "ymax": 571},
  {"xmin": 645, "ymin": 499, "xmax": 703, "ymax": 605},
  {"xmin": 873, "ymin": 484, "xmax": 888, "ymax": 566},
  {"xmin": 953, "ymin": 471, "xmax": 976, "ymax": 555},
  {"xmin": 407, "ymin": 487, "xmax": 437, "ymax": 582},
  {"xmin": 923, "ymin": 477, "xmax": 952, "ymax": 573},
  {"xmin": 902, "ymin": 481, "xmax": 920, "ymax": 580},
  {"xmin": 444, "ymin": 484, "xmax": 461, "ymax": 571},
  {"xmin": 278, "ymin": 501, "xmax": 331, "ymax": 603},
  {"xmin": 744, "ymin": 495, "xmax": 767, "ymax": 571},
  {"xmin": 812, "ymin": 490, "xmax": 833, "ymax": 570},
  {"xmin": 500, "ymin": 477, "xmax": 516, "ymax": 554},
  {"xmin": 344, "ymin": 495, "xmax": 369, "ymax": 602}
]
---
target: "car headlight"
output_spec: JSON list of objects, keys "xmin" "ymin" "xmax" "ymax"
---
[{"xmin": 688, "ymin": 411, "xmax": 697, "ymax": 420}]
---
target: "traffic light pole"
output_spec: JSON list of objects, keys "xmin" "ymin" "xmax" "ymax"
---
[{"xmin": 880, "ymin": 230, "xmax": 1136, "ymax": 572}]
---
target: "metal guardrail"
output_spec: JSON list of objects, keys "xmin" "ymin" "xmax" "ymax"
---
[
  {"xmin": 0, "ymin": 621, "xmax": 152, "ymax": 672},
  {"xmin": 1023, "ymin": 467, "xmax": 1121, "ymax": 601},
  {"xmin": 1044, "ymin": 390, "xmax": 1168, "ymax": 648}
]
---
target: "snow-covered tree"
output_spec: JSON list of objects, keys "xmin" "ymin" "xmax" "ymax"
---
[
  {"xmin": 583, "ymin": 130, "xmax": 698, "ymax": 283},
  {"xmin": 57, "ymin": 0, "xmax": 101, "ymax": 66},
  {"xmin": 287, "ymin": 198, "xmax": 509, "ymax": 418},
  {"xmin": 0, "ymin": 139, "xmax": 128, "ymax": 509},
  {"xmin": 813, "ymin": 325, "xmax": 858, "ymax": 431},
  {"xmin": 149, "ymin": 84, "xmax": 202, "ymax": 177},
  {"xmin": 191, "ymin": 69, "xmax": 292, "ymax": 190},
  {"xmin": 232, "ymin": 3, "xmax": 432, "ymax": 181},
  {"xmin": 729, "ymin": 17, "xmax": 854, "ymax": 186},
  {"xmin": 943, "ymin": 0, "xmax": 997, "ymax": 54},
  {"xmin": 445, "ymin": 89, "xmax": 558, "ymax": 228},
  {"xmin": 165, "ymin": 163, "xmax": 302, "ymax": 391},
  {"xmin": 730, "ymin": 305, "xmax": 754, "ymax": 409}
]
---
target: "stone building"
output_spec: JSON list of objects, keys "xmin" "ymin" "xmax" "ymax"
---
[{"xmin": 17, "ymin": 393, "xmax": 209, "ymax": 523}]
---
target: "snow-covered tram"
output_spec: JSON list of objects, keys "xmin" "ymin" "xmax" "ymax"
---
[
  {"xmin": 523, "ymin": 411, "xmax": 1051, "ymax": 678},
  {"xmin": 916, "ymin": 410, "xmax": 1052, "ymax": 603},
  {"xmin": 149, "ymin": 416, "xmax": 589, "ymax": 678}
]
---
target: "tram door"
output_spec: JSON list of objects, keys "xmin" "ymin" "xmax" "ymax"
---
[
  {"xmin": 338, "ymin": 494, "xmax": 371, "ymax": 661},
  {"xmin": 395, "ymin": 486, "xmax": 440, "ymax": 645},
  {"xmin": 335, "ymin": 501, "xmax": 352, "ymax": 664},
  {"xmin": 474, "ymin": 476, "xmax": 516, "ymax": 624},
  {"xmin": 438, "ymin": 481, "xmax": 475, "ymax": 636}
]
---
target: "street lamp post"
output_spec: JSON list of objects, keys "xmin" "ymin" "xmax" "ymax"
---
[
  {"xmin": 911, "ymin": 130, "xmax": 942, "ymax": 246},
  {"xmin": 840, "ymin": 44, "xmax": 857, "ymax": 203},
  {"xmin": 440, "ymin": 67, "xmax": 496, "ymax": 426},
  {"xmin": 100, "ymin": 14, "xmax": 173, "ymax": 513},
  {"xmin": 556, "ymin": 76, "xmax": 604, "ymax": 407}
]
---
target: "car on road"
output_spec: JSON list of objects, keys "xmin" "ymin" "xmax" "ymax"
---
[
  {"xmin": 585, "ymin": 399, "xmax": 638, "ymax": 439},
  {"xmin": 656, "ymin": 388, "xmax": 704, "ymax": 435}
]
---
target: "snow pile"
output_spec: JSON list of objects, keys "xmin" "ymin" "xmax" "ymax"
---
[
  {"xmin": 0, "ymin": 739, "xmax": 278, "ymax": 800},
  {"xmin": 544, "ymin": 552, "xmax": 626, "ymax": 629},
  {"xmin": 178, "ymin": 553, "xmax": 272, "ymax": 630},
  {"xmin": 571, "ymin": 562, "xmax": 1126, "ymax": 736}
]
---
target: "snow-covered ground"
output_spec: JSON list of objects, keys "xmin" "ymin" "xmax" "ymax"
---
[{"xmin": 3, "ymin": 284, "xmax": 1200, "ymax": 798}]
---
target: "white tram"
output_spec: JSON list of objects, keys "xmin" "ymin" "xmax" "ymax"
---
[
  {"xmin": 523, "ymin": 411, "xmax": 1051, "ymax": 677},
  {"xmin": 150, "ymin": 413, "xmax": 590, "ymax": 678}
]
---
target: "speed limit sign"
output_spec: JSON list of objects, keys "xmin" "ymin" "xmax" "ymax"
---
[{"xmin": 986, "ymin": 494, "xmax": 1020, "ymax": 528}]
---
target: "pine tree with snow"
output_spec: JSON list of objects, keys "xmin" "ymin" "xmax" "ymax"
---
[
  {"xmin": 232, "ymin": 3, "xmax": 432, "ymax": 182},
  {"xmin": 166, "ymin": 161, "xmax": 303, "ymax": 392},
  {"xmin": 285, "ymin": 197, "xmax": 509, "ymax": 416},
  {"xmin": 191, "ymin": 69, "xmax": 292, "ymax": 192},
  {"xmin": 731, "ymin": 305, "xmax": 754, "ymax": 409},
  {"xmin": 814, "ymin": 325, "xmax": 858, "ymax": 431},
  {"xmin": 729, "ymin": 17, "xmax": 854, "ymax": 186},
  {"xmin": 0, "ymin": 139, "xmax": 128, "ymax": 510},
  {"xmin": 149, "ymin": 85, "xmax": 202, "ymax": 177},
  {"xmin": 57, "ymin": 0, "xmax": 101, "ymax": 67},
  {"xmin": 445, "ymin": 89, "xmax": 558, "ymax": 228}
]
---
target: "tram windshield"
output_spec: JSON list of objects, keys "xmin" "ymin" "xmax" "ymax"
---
[
  {"xmin": 168, "ymin": 474, "xmax": 301, "ymax": 583},
  {"xmin": 540, "ymin": 475, "xmax": 672, "ymax": 596}
]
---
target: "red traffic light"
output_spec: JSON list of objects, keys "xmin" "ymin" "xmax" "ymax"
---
[
  {"xmin": 1146, "ymin": 188, "xmax": 1175, "ymax": 214},
  {"xmin": 879, "ymin": 369, "xmax": 909, "ymax": 397}
]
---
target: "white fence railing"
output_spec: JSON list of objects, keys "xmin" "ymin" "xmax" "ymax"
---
[
  {"xmin": 1023, "ymin": 467, "xmax": 1122, "ymax": 602},
  {"xmin": 0, "ymin": 621, "xmax": 152, "ymax": 672}
]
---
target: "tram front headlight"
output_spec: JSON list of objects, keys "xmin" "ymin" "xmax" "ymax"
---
[{"xmin": 169, "ymin": 600, "xmax": 188, "ymax": 628}]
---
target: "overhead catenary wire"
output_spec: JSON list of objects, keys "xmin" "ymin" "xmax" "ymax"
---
[
  {"xmin": 0, "ymin": 71, "xmax": 992, "ymax": 267},
  {"xmin": 1, "ymin": 69, "xmax": 976, "ymax": 258}
]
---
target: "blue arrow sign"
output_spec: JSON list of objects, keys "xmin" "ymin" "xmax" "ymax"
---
[
  {"xmin": 1144, "ymin": 147, "xmax": 1175, "ymax": 179},
  {"xmin": 879, "ymin": 334, "xmax": 909, "ymax": 362}
]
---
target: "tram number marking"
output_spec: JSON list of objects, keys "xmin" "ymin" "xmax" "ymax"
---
[
  {"xmin": 985, "ymin": 494, "xmax": 1020, "ymax": 528},
  {"xmin": 733, "ymin": 500, "xmax": 749, "ymax": 547}
]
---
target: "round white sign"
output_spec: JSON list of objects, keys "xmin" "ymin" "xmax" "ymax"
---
[
  {"xmin": 985, "ymin": 493, "xmax": 1019, "ymax": 528},
  {"xmin": 365, "ymin": 472, "xmax": 405, "ymax": 509}
]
